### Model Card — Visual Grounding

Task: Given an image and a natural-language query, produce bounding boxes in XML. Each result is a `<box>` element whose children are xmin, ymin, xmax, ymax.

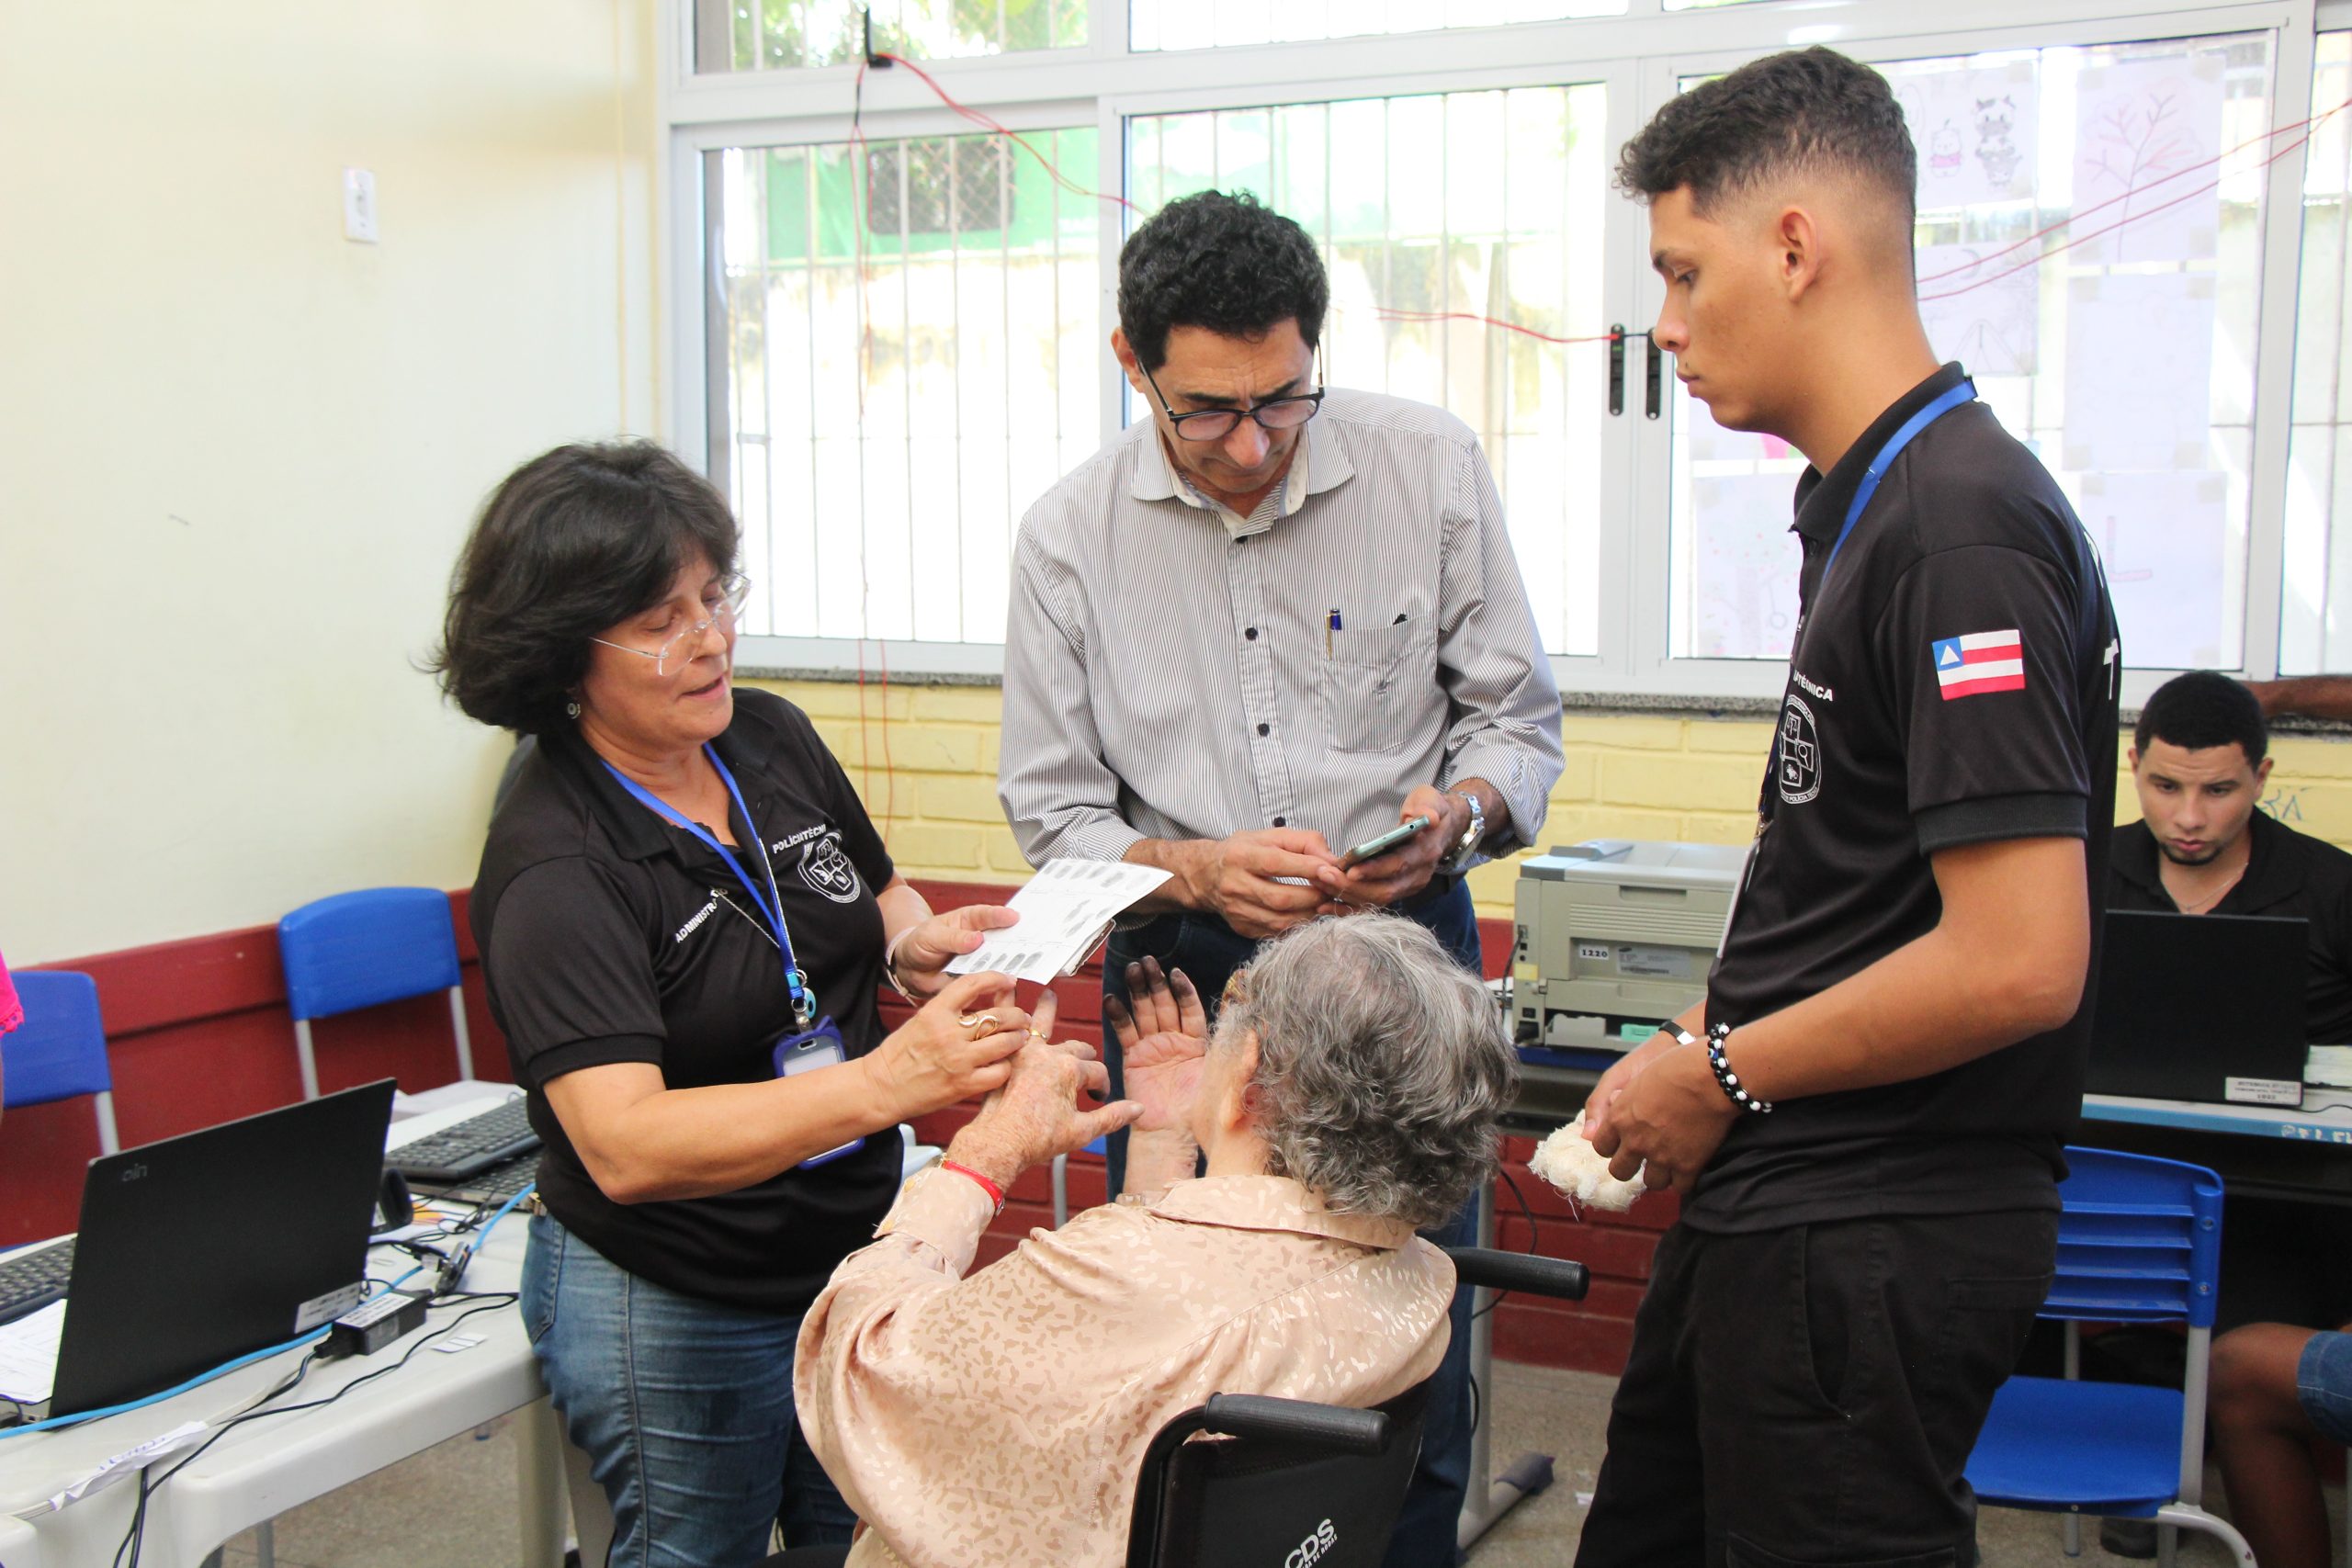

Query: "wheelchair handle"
<box><xmin>1442</xmin><ymin>1247</ymin><xmax>1590</xmax><ymax>1301</ymax></box>
<box><xmin>1199</xmin><ymin>1394</ymin><xmax>1390</xmax><ymax>1454</ymax></box>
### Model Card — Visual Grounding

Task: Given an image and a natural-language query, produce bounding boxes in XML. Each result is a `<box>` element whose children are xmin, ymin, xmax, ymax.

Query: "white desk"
<box><xmin>0</xmin><ymin>1097</ymin><xmax>566</xmax><ymax>1568</ymax></box>
<box><xmin>2083</xmin><ymin>1090</ymin><xmax>2352</xmax><ymax>1144</ymax></box>
<box><xmin>2077</xmin><ymin>1082</ymin><xmax>2352</xmax><ymax>1208</ymax></box>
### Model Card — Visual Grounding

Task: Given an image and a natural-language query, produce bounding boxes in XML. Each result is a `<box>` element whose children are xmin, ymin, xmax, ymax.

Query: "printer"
<box><xmin>1510</xmin><ymin>839</ymin><xmax>1746</xmax><ymax>1052</ymax></box>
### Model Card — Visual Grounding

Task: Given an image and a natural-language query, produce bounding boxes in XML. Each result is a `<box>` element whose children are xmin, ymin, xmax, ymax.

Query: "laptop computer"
<box><xmin>2087</xmin><ymin>910</ymin><xmax>2309</xmax><ymax>1106</ymax></box>
<box><xmin>1</xmin><ymin>1078</ymin><xmax>394</xmax><ymax>1419</ymax></box>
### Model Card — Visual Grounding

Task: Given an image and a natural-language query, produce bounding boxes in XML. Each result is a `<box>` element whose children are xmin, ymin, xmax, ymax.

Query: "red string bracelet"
<box><xmin>939</xmin><ymin>1159</ymin><xmax>1005</xmax><ymax>1214</ymax></box>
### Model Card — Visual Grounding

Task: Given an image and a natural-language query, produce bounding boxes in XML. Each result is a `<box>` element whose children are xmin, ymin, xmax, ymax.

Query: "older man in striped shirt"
<box><xmin>996</xmin><ymin>188</ymin><xmax>1563</xmax><ymax>1568</ymax></box>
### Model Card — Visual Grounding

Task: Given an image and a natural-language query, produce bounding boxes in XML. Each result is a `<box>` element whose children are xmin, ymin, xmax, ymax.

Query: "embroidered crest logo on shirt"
<box><xmin>798</xmin><ymin>832</ymin><xmax>863</xmax><ymax>904</ymax></box>
<box><xmin>1932</xmin><ymin>631</ymin><xmax>2025</xmax><ymax>700</ymax></box>
<box><xmin>1776</xmin><ymin>694</ymin><xmax>1822</xmax><ymax>805</ymax></box>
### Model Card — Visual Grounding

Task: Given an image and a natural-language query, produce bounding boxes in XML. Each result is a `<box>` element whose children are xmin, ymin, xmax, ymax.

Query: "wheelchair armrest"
<box><xmin>1442</xmin><ymin>1247</ymin><xmax>1590</xmax><ymax>1302</ymax></box>
<box><xmin>1198</xmin><ymin>1394</ymin><xmax>1389</xmax><ymax>1454</ymax></box>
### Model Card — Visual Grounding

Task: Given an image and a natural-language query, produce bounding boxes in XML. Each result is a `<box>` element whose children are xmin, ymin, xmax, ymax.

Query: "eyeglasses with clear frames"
<box><xmin>590</xmin><ymin>573</ymin><xmax>752</xmax><ymax>677</ymax></box>
<box><xmin>1140</xmin><ymin>356</ymin><xmax>1325</xmax><ymax>444</ymax></box>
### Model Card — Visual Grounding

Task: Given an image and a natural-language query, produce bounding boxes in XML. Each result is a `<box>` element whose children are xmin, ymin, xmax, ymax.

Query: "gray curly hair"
<box><xmin>1216</xmin><ymin>913</ymin><xmax>1517</xmax><ymax>1229</ymax></box>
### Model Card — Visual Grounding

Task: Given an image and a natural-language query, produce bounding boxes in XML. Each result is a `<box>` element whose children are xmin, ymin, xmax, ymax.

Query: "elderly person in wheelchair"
<box><xmin>793</xmin><ymin>911</ymin><xmax>1517</xmax><ymax>1568</ymax></box>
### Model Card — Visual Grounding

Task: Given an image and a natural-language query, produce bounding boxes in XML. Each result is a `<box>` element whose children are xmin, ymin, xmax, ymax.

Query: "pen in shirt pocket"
<box><xmin>1327</xmin><ymin>607</ymin><xmax>1341</xmax><ymax>656</ymax></box>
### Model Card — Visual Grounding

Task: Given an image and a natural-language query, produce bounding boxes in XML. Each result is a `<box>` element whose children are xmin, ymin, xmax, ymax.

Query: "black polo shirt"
<box><xmin>471</xmin><ymin>689</ymin><xmax>901</xmax><ymax>1314</ymax></box>
<box><xmin>2109</xmin><ymin>810</ymin><xmax>2352</xmax><ymax>1043</ymax></box>
<box><xmin>1689</xmin><ymin>363</ymin><xmax>2121</xmax><ymax>1234</ymax></box>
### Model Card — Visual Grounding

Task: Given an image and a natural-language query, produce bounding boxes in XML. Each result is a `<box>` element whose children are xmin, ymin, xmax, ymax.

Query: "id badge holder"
<box><xmin>773</xmin><ymin>1016</ymin><xmax>867</xmax><ymax>1168</ymax></box>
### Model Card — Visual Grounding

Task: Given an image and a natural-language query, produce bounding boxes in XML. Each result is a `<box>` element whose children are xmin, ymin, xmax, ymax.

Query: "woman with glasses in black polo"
<box><xmin>431</xmin><ymin>441</ymin><xmax>1039</xmax><ymax>1567</ymax></box>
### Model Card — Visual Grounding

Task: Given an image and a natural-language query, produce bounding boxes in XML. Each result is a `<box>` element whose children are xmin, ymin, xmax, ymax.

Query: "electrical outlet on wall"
<box><xmin>342</xmin><ymin>168</ymin><xmax>379</xmax><ymax>243</ymax></box>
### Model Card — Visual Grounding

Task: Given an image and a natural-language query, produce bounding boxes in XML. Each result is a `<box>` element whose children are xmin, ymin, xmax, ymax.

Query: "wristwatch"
<box><xmin>1440</xmin><ymin>789</ymin><xmax>1487</xmax><ymax>875</ymax></box>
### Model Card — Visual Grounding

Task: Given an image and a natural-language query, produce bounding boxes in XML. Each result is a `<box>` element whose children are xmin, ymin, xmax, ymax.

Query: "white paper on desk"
<box><xmin>2305</xmin><ymin>1045</ymin><xmax>2352</xmax><ymax>1088</ymax></box>
<box><xmin>944</xmin><ymin>861</ymin><xmax>1173</xmax><ymax>985</ymax></box>
<box><xmin>0</xmin><ymin>1300</ymin><xmax>64</xmax><ymax>1404</ymax></box>
<box><xmin>16</xmin><ymin>1421</ymin><xmax>210</xmax><ymax>1517</ymax></box>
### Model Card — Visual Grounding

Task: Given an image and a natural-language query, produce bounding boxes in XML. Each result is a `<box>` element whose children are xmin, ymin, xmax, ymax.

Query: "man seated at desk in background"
<box><xmin>2107</xmin><ymin>669</ymin><xmax>2352</xmax><ymax>1330</ymax></box>
<box><xmin>2098</xmin><ymin>669</ymin><xmax>2352</xmax><ymax>1557</ymax></box>
<box><xmin>2109</xmin><ymin>670</ymin><xmax>2352</xmax><ymax>1042</ymax></box>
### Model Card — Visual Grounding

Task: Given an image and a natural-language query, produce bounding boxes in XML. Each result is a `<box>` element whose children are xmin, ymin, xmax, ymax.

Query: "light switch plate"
<box><xmin>343</xmin><ymin>168</ymin><xmax>379</xmax><ymax>243</ymax></box>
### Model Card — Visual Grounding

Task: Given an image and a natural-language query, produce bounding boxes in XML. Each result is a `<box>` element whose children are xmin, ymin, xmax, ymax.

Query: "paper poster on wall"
<box><xmin>2079</xmin><ymin>471</ymin><xmax>2229</xmax><ymax>667</ymax></box>
<box><xmin>2062</xmin><ymin>272</ymin><xmax>2215</xmax><ymax>472</ymax></box>
<box><xmin>1917</xmin><ymin>244</ymin><xmax>2039</xmax><ymax>376</ymax></box>
<box><xmin>1894</xmin><ymin>62</ymin><xmax>2039</xmax><ymax>211</ymax></box>
<box><xmin>1690</xmin><ymin>474</ymin><xmax>1802</xmax><ymax>659</ymax></box>
<box><xmin>1681</xmin><ymin>386</ymin><xmax>1799</xmax><ymax>465</ymax></box>
<box><xmin>2071</xmin><ymin>53</ymin><xmax>2225</xmax><ymax>265</ymax></box>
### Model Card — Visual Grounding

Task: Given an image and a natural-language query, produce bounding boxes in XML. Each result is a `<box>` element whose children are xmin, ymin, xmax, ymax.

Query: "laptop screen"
<box><xmin>46</xmin><ymin>1078</ymin><xmax>394</xmax><ymax>1416</ymax></box>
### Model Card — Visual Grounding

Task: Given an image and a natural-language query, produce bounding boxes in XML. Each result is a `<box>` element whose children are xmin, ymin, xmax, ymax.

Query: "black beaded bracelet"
<box><xmin>1706</xmin><ymin>1022</ymin><xmax>1772</xmax><ymax>1115</ymax></box>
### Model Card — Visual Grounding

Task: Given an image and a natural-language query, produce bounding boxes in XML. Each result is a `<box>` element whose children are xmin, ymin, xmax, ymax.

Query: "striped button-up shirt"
<box><xmin>999</xmin><ymin>389</ymin><xmax>1565</xmax><ymax>869</ymax></box>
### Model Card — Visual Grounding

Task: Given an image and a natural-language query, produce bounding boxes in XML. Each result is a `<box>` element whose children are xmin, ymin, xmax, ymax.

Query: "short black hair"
<box><xmin>429</xmin><ymin>442</ymin><xmax>739</xmax><ymax>736</ymax></box>
<box><xmin>1617</xmin><ymin>46</ymin><xmax>1916</xmax><ymax>223</ymax></box>
<box><xmin>1117</xmin><ymin>189</ymin><xmax>1329</xmax><ymax>372</ymax></box>
<box><xmin>2136</xmin><ymin>671</ymin><xmax>2269</xmax><ymax>766</ymax></box>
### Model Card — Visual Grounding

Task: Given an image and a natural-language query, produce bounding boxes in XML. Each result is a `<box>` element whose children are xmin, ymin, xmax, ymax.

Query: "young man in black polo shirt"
<box><xmin>2111</xmin><ymin>671</ymin><xmax>2352</xmax><ymax>1041</ymax></box>
<box><xmin>1578</xmin><ymin>48</ymin><xmax>2121</xmax><ymax>1565</ymax></box>
<box><xmin>2109</xmin><ymin>670</ymin><xmax>2352</xmax><ymax>1339</ymax></box>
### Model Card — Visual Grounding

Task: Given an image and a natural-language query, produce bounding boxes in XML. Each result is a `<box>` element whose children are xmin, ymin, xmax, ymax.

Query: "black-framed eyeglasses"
<box><xmin>1140</xmin><ymin>357</ymin><xmax>1325</xmax><ymax>444</ymax></box>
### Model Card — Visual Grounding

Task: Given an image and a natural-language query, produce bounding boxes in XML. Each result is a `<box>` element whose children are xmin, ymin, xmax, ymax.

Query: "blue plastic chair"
<box><xmin>5</xmin><ymin>971</ymin><xmax>120</xmax><ymax>1155</ymax></box>
<box><xmin>1964</xmin><ymin>1146</ymin><xmax>2253</xmax><ymax>1565</ymax></box>
<box><xmin>277</xmin><ymin>888</ymin><xmax>474</xmax><ymax>1100</ymax></box>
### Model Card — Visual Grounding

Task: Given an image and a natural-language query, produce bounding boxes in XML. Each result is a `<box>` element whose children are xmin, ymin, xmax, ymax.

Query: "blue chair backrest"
<box><xmin>278</xmin><ymin>888</ymin><xmax>463</xmax><ymax>1023</ymax></box>
<box><xmin>2044</xmin><ymin>1145</ymin><xmax>2224</xmax><ymax>1329</ymax></box>
<box><xmin>5</xmin><ymin>971</ymin><xmax>111</xmax><ymax>1107</ymax></box>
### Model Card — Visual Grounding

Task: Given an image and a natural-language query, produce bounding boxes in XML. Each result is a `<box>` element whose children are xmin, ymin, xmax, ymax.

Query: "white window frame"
<box><xmin>659</xmin><ymin>0</ymin><xmax>2324</xmax><ymax>706</ymax></box>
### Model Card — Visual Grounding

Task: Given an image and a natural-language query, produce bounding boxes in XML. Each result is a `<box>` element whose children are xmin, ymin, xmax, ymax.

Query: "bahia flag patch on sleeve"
<box><xmin>1932</xmin><ymin>630</ymin><xmax>2025</xmax><ymax>700</ymax></box>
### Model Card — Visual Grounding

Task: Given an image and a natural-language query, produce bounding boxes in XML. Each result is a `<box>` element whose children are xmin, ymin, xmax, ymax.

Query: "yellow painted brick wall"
<box><xmin>746</xmin><ymin>678</ymin><xmax>2352</xmax><ymax>916</ymax></box>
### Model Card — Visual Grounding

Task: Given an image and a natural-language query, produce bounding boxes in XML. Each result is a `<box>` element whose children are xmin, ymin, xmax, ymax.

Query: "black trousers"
<box><xmin>1574</xmin><ymin>1207</ymin><xmax>2059</xmax><ymax>1568</ymax></box>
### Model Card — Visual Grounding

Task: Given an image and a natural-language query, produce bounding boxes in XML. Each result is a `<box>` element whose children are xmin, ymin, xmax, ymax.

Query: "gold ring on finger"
<box><xmin>958</xmin><ymin>1012</ymin><xmax>1001</xmax><ymax>1034</ymax></box>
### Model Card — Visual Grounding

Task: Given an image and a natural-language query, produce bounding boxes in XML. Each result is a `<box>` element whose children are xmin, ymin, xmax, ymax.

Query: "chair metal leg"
<box><xmin>1051</xmin><ymin>1153</ymin><xmax>1069</xmax><ymax>1229</ymax></box>
<box><xmin>2151</xmin><ymin>1503</ymin><xmax>2255</xmax><ymax>1566</ymax></box>
<box><xmin>447</xmin><ymin>986</ymin><xmax>475</xmax><ymax>1083</ymax></box>
<box><xmin>293</xmin><ymin>1018</ymin><xmax>322</xmax><ymax>1100</ymax></box>
<box><xmin>1458</xmin><ymin>1187</ymin><xmax>1552</xmax><ymax>1553</ymax></box>
<box><xmin>93</xmin><ymin>1089</ymin><xmax>120</xmax><ymax>1156</ymax></box>
<box><xmin>2063</xmin><ymin>1515</ymin><xmax>2081</xmax><ymax>1556</ymax></box>
<box><xmin>254</xmin><ymin>1519</ymin><xmax>276</xmax><ymax>1568</ymax></box>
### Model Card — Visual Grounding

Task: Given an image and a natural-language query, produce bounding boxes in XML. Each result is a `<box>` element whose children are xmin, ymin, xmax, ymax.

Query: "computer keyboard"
<box><xmin>0</xmin><ymin>1237</ymin><xmax>74</xmax><ymax>1327</ymax></box>
<box><xmin>425</xmin><ymin>1151</ymin><xmax>539</xmax><ymax>1209</ymax></box>
<box><xmin>387</xmin><ymin>1098</ymin><xmax>540</xmax><ymax>1184</ymax></box>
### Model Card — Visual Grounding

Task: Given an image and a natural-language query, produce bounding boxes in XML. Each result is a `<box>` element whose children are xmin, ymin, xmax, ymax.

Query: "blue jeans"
<box><xmin>521</xmin><ymin>1213</ymin><xmax>856</xmax><ymax>1568</ymax></box>
<box><xmin>2298</xmin><ymin>1329</ymin><xmax>2352</xmax><ymax>1446</ymax></box>
<box><xmin>1101</xmin><ymin>878</ymin><xmax>1484</xmax><ymax>1568</ymax></box>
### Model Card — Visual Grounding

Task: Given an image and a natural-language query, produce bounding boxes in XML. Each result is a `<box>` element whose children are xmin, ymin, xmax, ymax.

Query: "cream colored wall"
<box><xmin>754</xmin><ymin>679</ymin><xmax>2352</xmax><ymax>917</ymax></box>
<box><xmin>2</xmin><ymin>3</ymin><xmax>658</xmax><ymax>964</ymax></box>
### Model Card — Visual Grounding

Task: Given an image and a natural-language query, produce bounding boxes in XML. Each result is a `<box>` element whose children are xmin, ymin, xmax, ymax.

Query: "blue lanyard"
<box><xmin>601</xmin><ymin>747</ymin><xmax>814</xmax><ymax>1027</ymax></box>
<box><xmin>1761</xmin><ymin>378</ymin><xmax>1978</xmax><ymax>826</ymax></box>
<box><xmin>1820</xmin><ymin>378</ymin><xmax>1978</xmax><ymax>586</ymax></box>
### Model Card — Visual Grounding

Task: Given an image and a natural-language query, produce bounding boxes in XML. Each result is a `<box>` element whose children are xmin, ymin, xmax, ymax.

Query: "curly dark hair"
<box><xmin>2137</xmin><ymin>671</ymin><xmax>2267</xmax><ymax>766</ymax></box>
<box><xmin>1617</xmin><ymin>47</ymin><xmax>1915</xmax><ymax>222</ymax></box>
<box><xmin>427</xmin><ymin>442</ymin><xmax>739</xmax><ymax>735</ymax></box>
<box><xmin>1117</xmin><ymin>190</ymin><xmax>1329</xmax><ymax>371</ymax></box>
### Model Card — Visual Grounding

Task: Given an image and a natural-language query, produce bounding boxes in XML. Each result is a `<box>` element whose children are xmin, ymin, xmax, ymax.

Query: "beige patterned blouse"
<box><xmin>795</xmin><ymin>1168</ymin><xmax>1456</xmax><ymax>1568</ymax></box>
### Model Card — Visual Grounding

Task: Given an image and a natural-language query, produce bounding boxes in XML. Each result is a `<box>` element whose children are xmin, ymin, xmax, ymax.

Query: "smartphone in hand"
<box><xmin>1339</xmin><ymin>815</ymin><xmax>1433</xmax><ymax>869</ymax></box>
